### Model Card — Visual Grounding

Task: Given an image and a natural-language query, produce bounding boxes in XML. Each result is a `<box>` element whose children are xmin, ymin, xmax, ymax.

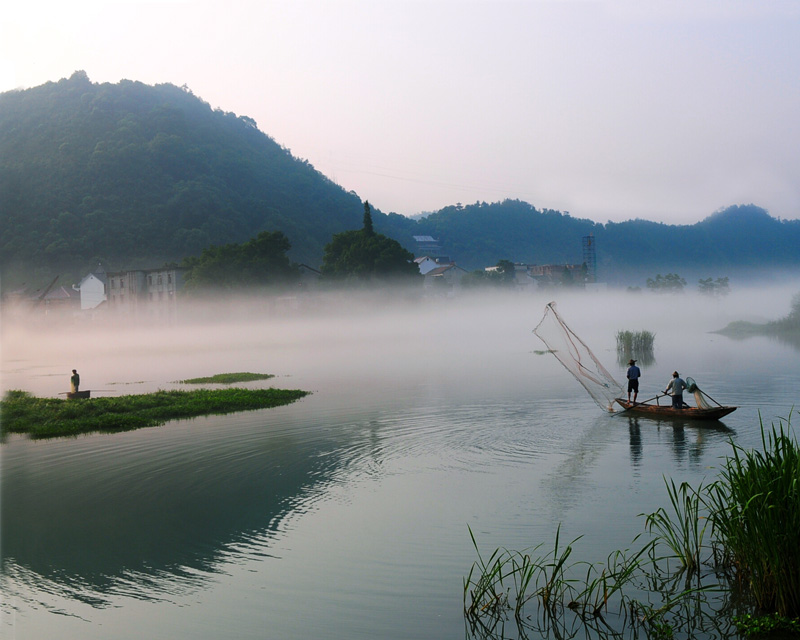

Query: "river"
<box><xmin>2</xmin><ymin>287</ymin><xmax>798</xmax><ymax>639</ymax></box>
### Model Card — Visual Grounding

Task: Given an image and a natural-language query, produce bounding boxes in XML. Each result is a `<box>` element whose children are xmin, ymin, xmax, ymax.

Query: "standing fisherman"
<box><xmin>664</xmin><ymin>371</ymin><xmax>687</xmax><ymax>409</ymax></box>
<box><xmin>70</xmin><ymin>369</ymin><xmax>80</xmax><ymax>393</ymax></box>
<box><xmin>626</xmin><ymin>359</ymin><xmax>641</xmax><ymax>403</ymax></box>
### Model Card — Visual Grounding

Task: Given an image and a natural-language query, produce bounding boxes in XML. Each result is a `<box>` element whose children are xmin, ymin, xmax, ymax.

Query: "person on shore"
<box><xmin>70</xmin><ymin>369</ymin><xmax>80</xmax><ymax>393</ymax></box>
<box><xmin>626</xmin><ymin>358</ymin><xmax>641</xmax><ymax>403</ymax></box>
<box><xmin>664</xmin><ymin>371</ymin><xmax>686</xmax><ymax>409</ymax></box>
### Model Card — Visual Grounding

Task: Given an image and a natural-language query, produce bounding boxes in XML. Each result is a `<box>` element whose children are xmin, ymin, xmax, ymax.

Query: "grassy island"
<box><xmin>1</xmin><ymin>387</ymin><xmax>310</xmax><ymax>439</ymax></box>
<box><xmin>179</xmin><ymin>372</ymin><xmax>276</xmax><ymax>384</ymax></box>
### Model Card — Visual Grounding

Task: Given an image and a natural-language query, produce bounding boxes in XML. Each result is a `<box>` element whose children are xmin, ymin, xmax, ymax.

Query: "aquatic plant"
<box><xmin>616</xmin><ymin>329</ymin><xmax>655</xmax><ymax>366</ymax></box>
<box><xmin>179</xmin><ymin>372</ymin><xmax>275</xmax><ymax>384</ymax></box>
<box><xmin>1</xmin><ymin>388</ymin><xmax>310</xmax><ymax>439</ymax></box>
<box><xmin>734</xmin><ymin>612</ymin><xmax>800</xmax><ymax>637</ymax></box>
<box><xmin>645</xmin><ymin>478</ymin><xmax>710</xmax><ymax>577</ymax></box>
<box><xmin>706</xmin><ymin>418</ymin><xmax>800</xmax><ymax>618</ymax></box>
<box><xmin>464</xmin><ymin>415</ymin><xmax>800</xmax><ymax>639</ymax></box>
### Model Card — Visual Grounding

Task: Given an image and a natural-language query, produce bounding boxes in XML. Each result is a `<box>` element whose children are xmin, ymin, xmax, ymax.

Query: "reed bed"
<box><xmin>1</xmin><ymin>387</ymin><xmax>310</xmax><ymax>439</ymax></box>
<box><xmin>616</xmin><ymin>329</ymin><xmax>656</xmax><ymax>366</ymax></box>
<box><xmin>464</xmin><ymin>415</ymin><xmax>800</xmax><ymax>639</ymax></box>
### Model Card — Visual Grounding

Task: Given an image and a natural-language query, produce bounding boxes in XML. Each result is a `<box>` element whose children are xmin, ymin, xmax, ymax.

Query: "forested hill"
<box><xmin>2</xmin><ymin>72</ymin><xmax>800</xmax><ymax>288</ymax></box>
<box><xmin>0</xmin><ymin>71</ymin><xmax>414</xmax><ymax>283</ymax></box>
<box><xmin>409</xmin><ymin>201</ymin><xmax>800</xmax><ymax>280</ymax></box>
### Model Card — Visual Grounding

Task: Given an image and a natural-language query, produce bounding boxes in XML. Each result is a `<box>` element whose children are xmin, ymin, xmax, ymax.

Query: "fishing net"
<box><xmin>685</xmin><ymin>377</ymin><xmax>714</xmax><ymax>409</ymax></box>
<box><xmin>533</xmin><ymin>302</ymin><xmax>623</xmax><ymax>412</ymax></box>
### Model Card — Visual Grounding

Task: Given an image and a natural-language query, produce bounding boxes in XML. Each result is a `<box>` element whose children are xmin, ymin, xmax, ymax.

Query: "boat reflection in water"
<box><xmin>627</xmin><ymin>414</ymin><xmax>735</xmax><ymax>469</ymax></box>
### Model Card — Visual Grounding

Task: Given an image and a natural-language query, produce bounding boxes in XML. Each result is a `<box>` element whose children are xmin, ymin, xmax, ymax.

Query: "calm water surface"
<box><xmin>2</xmin><ymin>291</ymin><xmax>799</xmax><ymax>639</ymax></box>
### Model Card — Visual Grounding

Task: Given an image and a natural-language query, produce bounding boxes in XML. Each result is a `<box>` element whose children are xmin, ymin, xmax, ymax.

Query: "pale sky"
<box><xmin>2</xmin><ymin>0</ymin><xmax>799</xmax><ymax>224</ymax></box>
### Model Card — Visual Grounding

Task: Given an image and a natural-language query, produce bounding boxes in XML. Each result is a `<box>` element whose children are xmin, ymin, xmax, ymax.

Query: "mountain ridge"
<box><xmin>1</xmin><ymin>73</ymin><xmax>799</xmax><ymax>288</ymax></box>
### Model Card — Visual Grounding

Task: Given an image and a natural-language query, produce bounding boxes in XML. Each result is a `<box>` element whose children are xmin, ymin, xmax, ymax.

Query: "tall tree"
<box><xmin>363</xmin><ymin>201</ymin><xmax>374</xmax><ymax>236</ymax></box>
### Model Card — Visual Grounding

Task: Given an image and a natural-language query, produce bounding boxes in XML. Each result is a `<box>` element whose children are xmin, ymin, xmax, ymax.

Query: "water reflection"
<box><xmin>625</xmin><ymin>415</ymin><xmax>734</xmax><ymax>468</ymax></box>
<box><xmin>616</xmin><ymin>350</ymin><xmax>655</xmax><ymax>368</ymax></box>
<box><xmin>628</xmin><ymin>416</ymin><xmax>642</xmax><ymax>468</ymax></box>
<box><xmin>1</xmin><ymin>414</ymin><xmax>359</xmax><ymax>606</ymax></box>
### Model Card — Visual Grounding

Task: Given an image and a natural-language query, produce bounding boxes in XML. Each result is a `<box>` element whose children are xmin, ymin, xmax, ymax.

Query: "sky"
<box><xmin>2</xmin><ymin>0</ymin><xmax>799</xmax><ymax>225</ymax></box>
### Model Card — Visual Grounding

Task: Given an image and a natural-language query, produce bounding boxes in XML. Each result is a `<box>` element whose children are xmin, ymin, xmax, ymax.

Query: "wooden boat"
<box><xmin>67</xmin><ymin>390</ymin><xmax>91</xmax><ymax>399</ymax></box>
<box><xmin>615</xmin><ymin>398</ymin><xmax>736</xmax><ymax>420</ymax></box>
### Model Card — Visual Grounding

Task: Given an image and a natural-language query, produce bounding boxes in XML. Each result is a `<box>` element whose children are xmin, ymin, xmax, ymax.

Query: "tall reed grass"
<box><xmin>645</xmin><ymin>479</ymin><xmax>710</xmax><ymax>578</ymax></box>
<box><xmin>616</xmin><ymin>329</ymin><xmax>656</xmax><ymax>366</ymax></box>
<box><xmin>616</xmin><ymin>330</ymin><xmax>655</xmax><ymax>354</ymax></box>
<box><xmin>464</xmin><ymin>415</ymin><xmax>800</xmax><ymax>639</ymax></box>
<box><xmin>706</xmin><ymin>419</ymin><xmax>800</xmax><ymax>618</ymax></box>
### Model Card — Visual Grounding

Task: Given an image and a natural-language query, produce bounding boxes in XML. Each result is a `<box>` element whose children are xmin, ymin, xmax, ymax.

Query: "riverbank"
<box><xmin>714</xmin><ymin>292</ymin><xmax>800</xmax><ymax>349</ymax></box>
<box><xmin>1</xmin><ymin>387</ymin><xmax>310</xmax><ymax>439</ymax></box>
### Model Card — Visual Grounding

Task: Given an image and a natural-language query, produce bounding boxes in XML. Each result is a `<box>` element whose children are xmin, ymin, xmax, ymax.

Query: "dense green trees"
<box><xmin>698</xmin><ymin>277</ymin><xmax>730</xmax><ymax>297</ymax></box>
<box><xmin>646</xmin><ymin>273</ymin><xmax>687</xmax><ymax>293</ymax></box>
<box><xmin>320</xmin><ymin>202</ymin><xmax>419</xmax><ymax>283</ymax></box>
<box><xmin>414</xmin><ymin>200</ymin><xmax>598</xmax><ymax>270</ymax></box>
<box><xmin>0</xmin><ymin>72</ymin><xmax>368</xmax><ymax>283</ymax></box>
<box><xmin>182</xmin><ymin>231</ymin><xmax>299</xmax><ymax>290</ymax></box>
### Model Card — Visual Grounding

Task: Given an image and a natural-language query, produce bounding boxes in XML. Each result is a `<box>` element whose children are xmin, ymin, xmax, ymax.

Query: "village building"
<box><xmin>74</xmin><ymin>264</ymin><xmax>107</xmax><ymax>310</ymax></box>
<box><xmin>106</xmin><ymin>266</ymin><xmax>185</xmax><ymax>319</ymax></box>
<box><xmin>412</xmin><ymin>235</ymin><xmax>442</xmax><ymax>257</ymax></box>
<box><xmin>423</xmin><ymin>263</ymin><xmax>469</xmax><ymax>296</ymax></box>
<box><xmin>415</xmin><ymin>255</ymin><xmax>456</xmax><ymax>274</ymax></box>
<box><xmin>42</xmin><ymin>285</ymin><xmax>81</xmax><ymax>315</ymax></box>
<box><xmin>414</xmin><ymin>256</ymin><xmax>441</xmax><ymax>275</ymax></box>
<box><xmin>526</xmin><ymin>263</ymin><xmax>586</xmax><ymax>287</ymax></box>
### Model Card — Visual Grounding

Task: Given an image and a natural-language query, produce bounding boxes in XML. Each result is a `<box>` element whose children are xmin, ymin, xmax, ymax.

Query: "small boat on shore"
<box><xmin>614</xmin><ymin>398</ymin><xmax>736</xmax><ymax>420</ymax></box>
<box><xmin>67</xmin><ymin>390</ymin><xmax>91</xmax><ymax>399</ymax></box>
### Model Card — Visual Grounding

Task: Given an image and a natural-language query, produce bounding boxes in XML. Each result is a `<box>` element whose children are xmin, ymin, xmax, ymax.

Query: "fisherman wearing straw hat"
<box><xmin>626</xmin><ymin>359</ymin><xmax>641</xmax><ymax>403</ymax></box>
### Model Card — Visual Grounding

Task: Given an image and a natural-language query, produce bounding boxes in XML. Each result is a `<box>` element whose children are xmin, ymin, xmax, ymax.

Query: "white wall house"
<box><xmin>75</xmin><ymin>273</ymin><xmax>107</xmax><ymax>309</ymax></box>
<box><xmin>74</xmin><ymin>266</ymin><xmax>107</xmax><ymax>310</ymax></box>
<box><xmin>414</xmin><ymin>256</ymin><xmax>441</xmax><ymax>275</ymax></box>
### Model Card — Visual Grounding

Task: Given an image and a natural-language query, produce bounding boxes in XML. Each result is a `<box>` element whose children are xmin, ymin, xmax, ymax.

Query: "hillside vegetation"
<box><xmin>2</xmin><ymin>72</ymin><xmax>800</xmax><ymax>288</ymax></box>
<box><xmin>0</xmin><ymin>71</ymin><xmax>397</xmax><ymax>283</ymax></box>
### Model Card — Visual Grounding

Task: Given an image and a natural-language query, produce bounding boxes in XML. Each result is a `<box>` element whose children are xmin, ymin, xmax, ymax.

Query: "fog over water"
<box><xmin>2</xmin><ymin>284</ymin><xmax>797</xmax><ymax>399</ymax></box>
<box><xmin>2</xmin><ymin>283</ymin><xmax>799</xmax><ymax>640</ymax></box>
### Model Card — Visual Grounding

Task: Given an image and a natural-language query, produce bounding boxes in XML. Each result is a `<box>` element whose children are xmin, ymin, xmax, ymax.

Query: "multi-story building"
<box><xmin>106</xmin><ymin>267</ymin><xmax>185</xmax><ymax>319</ymax></box>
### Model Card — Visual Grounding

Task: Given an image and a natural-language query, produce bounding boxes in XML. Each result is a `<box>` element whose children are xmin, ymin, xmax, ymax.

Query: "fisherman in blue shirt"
<box><xmin>626</xmin><ymin>358</ymin><xmax>641</xmax><ymax>403</ymax></box>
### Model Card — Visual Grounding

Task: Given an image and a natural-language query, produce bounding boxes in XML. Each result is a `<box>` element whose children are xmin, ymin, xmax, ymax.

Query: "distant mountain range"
<box><xmin>2</xmin><ymin>72</ymin><xmax>799</xmax><ymax>288</ymax></box>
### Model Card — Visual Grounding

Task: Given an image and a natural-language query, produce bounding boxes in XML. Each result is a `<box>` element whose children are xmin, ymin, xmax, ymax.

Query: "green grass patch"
<box><xmin>1</xmin><ymin>387</ymin><xmax>310</xmax><ymax>440</ymax></box>
<box><xmin>178</xmin><ymin>372</ymin><xmax>275</xmax><ymax>384</ymax></box>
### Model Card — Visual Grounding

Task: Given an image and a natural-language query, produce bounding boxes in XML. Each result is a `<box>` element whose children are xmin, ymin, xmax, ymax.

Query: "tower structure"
<box><xmin>581</xmin><ymin>234</ymin><xmax>597</xmax><ymax>283</ymax></box>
